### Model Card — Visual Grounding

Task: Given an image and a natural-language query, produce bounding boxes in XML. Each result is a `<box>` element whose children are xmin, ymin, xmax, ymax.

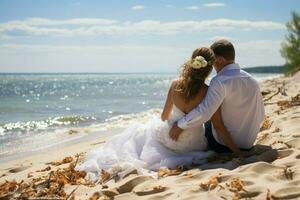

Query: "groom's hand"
<box><xmin>169</xmin><ymin>123</ymin><xmax>183</xmax><ymax>141</ymax></box>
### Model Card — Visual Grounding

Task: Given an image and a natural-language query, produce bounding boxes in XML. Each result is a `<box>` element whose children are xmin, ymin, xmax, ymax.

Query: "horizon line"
<box><xmin>0</xmin><ymin>65</ymin><xmax>284</xmax><ymax>74</ymax></box>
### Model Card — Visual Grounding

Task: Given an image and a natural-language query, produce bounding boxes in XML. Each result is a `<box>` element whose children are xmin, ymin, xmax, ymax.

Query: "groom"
<box><xmin>169</xmin><ymin>39</ymin><xmax>265</xmax><ymax>157</ymax></box>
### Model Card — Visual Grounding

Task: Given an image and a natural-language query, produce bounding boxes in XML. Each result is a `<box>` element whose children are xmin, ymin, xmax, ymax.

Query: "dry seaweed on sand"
<box><xmin>228</xmin><ymin>177</ymin><xmax>247</xmax><ymax>193</ymax></box>
<box><xmin>0</xmin><ymin>155</ymin><xmax>94</xmax><ymax>199</ymax></box>
<box><xmin>46</xmin><ymin>156</ymin><xmax>74</xmax><ymax>166</ymax></box>
<box><xmin>199</xmin><ymin>174</ymin><xmax>222</xmax><ymax>191</ymax></box>
<box><xmin>277</xmin><ymin>93</ymin><xmax>300</xmax><ymax>110</ymax></box>
<box><xmin>260</xmin><ymin>116</ymin><xmax>273</xmax><ymax>131</ymax></box>
<box><xmin>157</xmin><ymin>166</ymin><xmax>185</xmax><ymax>178</ymax></box>
<box><xmin>99</xmin><ymin>169</ymin><xmax>111</xmax><ymax>184</ymax></box>
<box><xmin>263</xmin><ymin>83</ymin><xmax>287</xmax><ymax>102</ymax></box>
<box><xmin>36</xmin><ymin>166</ymin><xmax>51</xmax><ymax>172</ymax></box>
<box><xmin>0</xmin><ymin>180</ymin><xmax>19</xmax><ymax>198</ymax></box>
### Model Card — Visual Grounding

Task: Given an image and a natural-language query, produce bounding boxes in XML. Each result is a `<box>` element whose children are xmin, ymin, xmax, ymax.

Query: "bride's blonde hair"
<box><xmin>175</xmin><ymin>47</ymin><xmax>215</xmax><ymax>102</ymax></box>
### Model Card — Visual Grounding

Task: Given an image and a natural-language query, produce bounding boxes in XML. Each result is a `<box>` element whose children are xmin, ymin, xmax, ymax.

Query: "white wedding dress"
<box><xmin>76</xmin><ymin>105</ymin><xmax>212</xmax><ymax>181</ymax></box>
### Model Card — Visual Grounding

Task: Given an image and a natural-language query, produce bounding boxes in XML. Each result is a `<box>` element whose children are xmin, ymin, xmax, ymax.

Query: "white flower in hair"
<box><xmin>191</xmin><ymin>56</ymin><xmax>208</xmax><ymax>69</ymax></box>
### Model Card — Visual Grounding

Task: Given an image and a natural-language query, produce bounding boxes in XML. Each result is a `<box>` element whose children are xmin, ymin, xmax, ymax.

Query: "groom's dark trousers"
<box><xmin>204</xmin><ymin>121</ymin><xmax>251</xmax><ymax>153</ymax></box>
<box><xmin>204</xmin><ymin>121</ymin><xmax>231</xmax><ymax>153</ymax></box>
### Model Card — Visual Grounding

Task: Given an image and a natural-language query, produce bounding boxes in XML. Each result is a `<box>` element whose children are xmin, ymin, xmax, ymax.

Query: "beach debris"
<box><xmin>100</xmin><ymin>169</ymin><xmax>111</xmax><ymax>184</ymax></box>
<box><xmin>89</xmin><ymin>191</ymin><xmax>116</xmax><ymax>200</ymax></box>
<box><xmin>183</xmin><ymin>172</ymin><xmax>194</xmax><ymax>178</ymax></box>
<box><xmin>232</xmin><ymin>191</ymin><xmax>241</xmax><ymax>200</ymax></box>
<box><xmin>266</xmin><ymin>189</ymin><xmax>272</xmax><ymax>200</ymax></box>
<box><xmin>260</xmin><ymin>116</ymin><xmax>273</xmax><ymax>131</ymax></box>
<box><xmin>89</xmin><ymin>191</ymin><xmax>101</xmax><ymax>200</ymax></box>
<box><xmin>68</xmin><ymin>129</ymin><xmax>79</xmax><ymax>135</ymax></box>
<box><xmin>46</xmin><ymin>156</ymin><xmax>74</xmax><ymax>166</ymax></box>
<box><xmin>153</xmin><ymin>185</ymin><xmax>164</xmax><ymax>191</ymax></box>
<box><xmin>257</xmin><ymin>133</ymin><xmax>269</xmax><ymax>143</ymax></box>
<box><xmin>226</xmin><ymin>177</ymin><xmax>248</xmax><ymax>200</ymax></box>
<box><xmin>283</xmin><ymin>167</ymin><xmax>294</xmax><ymax>180</ymax></box>
<box><xmin>261</xmin><ymin>90</ymin><xmax>271</xmax><ymax>96</ymax></box>
<box><xmin>200</xmin><ymin>174</ymin><xmax>222</xmax><ymax>191</ymax></box>
<box><xmin>264</xmin><ymin>83</ymin><xmax>287</xmax><ymax>102</ymax></box>
<box><xmin>274</xmin><ymin>110</ymin><xmax>281</xmax><ymax>115</ymax></box>
<box><xmin>271</xmin><ymin>140</ymin><xmax>292</xmax><ymax>148</ymax></box>
<box><xmin>157</xmin><ymin>166</ymin><xmax>184</xmax><ymax>178</ymax></box>
<box><xmin>277</xmin><ymin>94</ymin><xmax>300</xmax><ymax>110</ymax></box>
<box><xmin>102</xmin><ymin>185</ymin><xmax>108</xmax><ymax>189</ymax></box>
<box><xmin>229</xmin><ymin>177</ymin><xmax>246</xmax><ymax>192</ymax></box>
<box><xmin>272</xmin><ymin>127</ymin><xmax>281</xmax><ymax>133</ymax></box>
<box><xmin>218</xmin><ymin>184</ymin><xmax>225</xmax><ymax>191</ymax></box>
<box><xmin>277</xmin><ymin>100</ymin><xmax>291</xmax><ymax>110</ymax></box>
<box><xmin>96</xmin><ymin>165</ymin><xmax>124</xmax><ymax>185</ymax></box>
<box><xmin>36</xmin><ymin>166</ymin><xmax>51</xmax><ymax>172</ymax></box>
<box><xmin>0</xmin><ymin>180</ymin><xmax>18</xmax><ymax>199</ymax></box>
<box><xmin>0</xmin><ymin>155</ymin><xmax>93</xmax><ymax>199</ymax></box>
<box><xmin>27</xmin><ymin>172</ymin><xmax>34</xmax><ymax>178</ymax></box>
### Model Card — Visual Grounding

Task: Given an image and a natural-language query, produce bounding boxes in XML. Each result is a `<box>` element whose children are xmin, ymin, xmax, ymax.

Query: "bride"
<box><xmin>77</xmin><ymin>47</ymin><xmax>229</xmax><ymax>181</ymax></box>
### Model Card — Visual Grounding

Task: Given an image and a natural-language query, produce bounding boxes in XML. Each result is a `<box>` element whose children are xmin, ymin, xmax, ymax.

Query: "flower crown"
<box><xmin>189</xmin><ymin>56</ymin><xmax>210</xmax><ymax>69</ymax></box>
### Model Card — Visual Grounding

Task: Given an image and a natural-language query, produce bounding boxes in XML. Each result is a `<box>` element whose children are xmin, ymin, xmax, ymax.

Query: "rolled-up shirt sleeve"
<box><xmin>177</xmin><ymin>78</ymin><xmax>226</xmax><ymax>129</ymax></box>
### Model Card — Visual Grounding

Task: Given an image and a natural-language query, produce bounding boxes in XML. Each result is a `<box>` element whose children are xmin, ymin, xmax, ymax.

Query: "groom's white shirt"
<box><xmin>177</xmin><ymin>63</ymin><xmax>265</xmax><ymax>149</ymax></box>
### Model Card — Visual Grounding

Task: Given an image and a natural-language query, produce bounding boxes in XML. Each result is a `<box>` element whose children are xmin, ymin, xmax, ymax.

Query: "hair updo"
<box><xmin>175</xmin><ymin>47</ymin><xmax>215</xmax><ymax>102</ymax></box>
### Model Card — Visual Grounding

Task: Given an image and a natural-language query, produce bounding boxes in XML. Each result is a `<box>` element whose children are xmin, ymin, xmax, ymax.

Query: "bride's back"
<box><xmin>172</xmin><ymin>79</ymin><xmax>208</xmax><ymax>114</ymax></box>
<box><xmin>158</xmin><ymin>79</ymin><xmax>209</xmax><ymax>153</ymax></box>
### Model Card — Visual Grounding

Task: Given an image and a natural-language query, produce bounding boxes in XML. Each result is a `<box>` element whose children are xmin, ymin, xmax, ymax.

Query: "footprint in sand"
<box><xmin>8</xmin><ymin>165</ymin><xmax>31</xmax><ymax>174</ymax></box>
<box><xmin>292</xmin><ymin>134</ymin><xmax>300</xmax><ymax>138</ymax></box>
<box><xmin>272</xmin><ymin>187</ymin><xmax>300</xmax><ymax>199</ymax></box>
<box><xmin>277</xmin><ymin>149</ymin><xmax>294</xmax><ymax>159</ymax></box>
<box><xmin>286</xmin><ymin>138</ymin><xmax>300</xmax><ymax>148</ymax></box>
<box><xmin>114</xmin><ymin>175</ymin><xmax>153</xmax><ymax>194</ymax></box>
<box><xmin>134</xmin><ymin>186</ymin><xmax>168</xmax><ymax>196</ymax></box>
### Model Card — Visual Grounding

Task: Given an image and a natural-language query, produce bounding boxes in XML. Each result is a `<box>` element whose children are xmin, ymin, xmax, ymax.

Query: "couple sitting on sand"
<box><xmin>77</xmin><ymin>40</ymin><xmax>265</xmax><ymax>181</ymax></box>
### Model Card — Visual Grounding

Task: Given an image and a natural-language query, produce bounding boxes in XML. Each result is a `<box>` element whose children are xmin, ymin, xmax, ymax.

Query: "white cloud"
<box><xmin>0</xmin><ymin>18</ymin><xmax>285</xmax><ymax>38</ymax></box>
<box><xmin>203</xmin><ymin>3</ymin><xmax>226</xmax><ymax>8</ymax></box>
<box><xmin>131</xmin><ymin>5</ymin><xmax>145</xmax><ymax>10</ymax></box>
<box><xmin>210</xmin><ymin>35</ymin><xmax>233</xmax><ymax>41</ymax></box>
<box><xmin>185</xmin><ymin>6</ymin><xmax>199</xmax><ymax>10</ymax></box>
<box><xmin>0</xmin><ymin>18</ymin><xmax>118</xmax><ymax>27</ymax></box>
<box><xmin>166</xmin><ymin>4</ymin><xmax>173</xmax><ymax>8</ymax></box>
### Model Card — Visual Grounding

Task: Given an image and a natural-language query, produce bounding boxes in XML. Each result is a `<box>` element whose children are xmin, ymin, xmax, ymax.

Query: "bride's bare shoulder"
<box><xmin>170</xmin><ymin>79</ymin><xmax>179</xmax><ymax>91</ymax></box>
<box><xmin>171</xmin><ymin>79</ymin><xmax>179</xmax><ymax>85</ymax></box>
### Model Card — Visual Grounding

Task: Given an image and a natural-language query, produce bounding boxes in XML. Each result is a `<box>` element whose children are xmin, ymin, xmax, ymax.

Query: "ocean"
<box><xmin>0</xmin><ymin>72</ymin><xmax>281</xmax><ymax>157</ymax></box>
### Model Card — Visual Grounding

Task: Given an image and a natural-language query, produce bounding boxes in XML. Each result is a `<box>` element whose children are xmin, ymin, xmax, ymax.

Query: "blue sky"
<box><xmin>0</xmin><ymin>0</ymin><xmax>299</xmax><ymax>73</ymax></box>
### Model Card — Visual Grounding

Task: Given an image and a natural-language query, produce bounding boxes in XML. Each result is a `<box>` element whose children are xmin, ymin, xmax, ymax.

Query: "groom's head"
<box><xmin>210</xmin><ymin>39</ymin><xmax>235</xmax><ymax>72</ymax></box>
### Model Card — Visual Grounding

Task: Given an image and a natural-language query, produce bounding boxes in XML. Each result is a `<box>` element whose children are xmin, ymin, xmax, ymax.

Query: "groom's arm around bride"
<box><xmin>169</xmin><ymin>40</ymin><xmax>265</xmax><ymax>157</ymax></box>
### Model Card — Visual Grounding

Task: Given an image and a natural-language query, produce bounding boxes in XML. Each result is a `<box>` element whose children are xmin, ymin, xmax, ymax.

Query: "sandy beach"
<box><xmin>1</xmin><ymin>73</ymin><xmax>300</xmax><ymax>200</ymax></box>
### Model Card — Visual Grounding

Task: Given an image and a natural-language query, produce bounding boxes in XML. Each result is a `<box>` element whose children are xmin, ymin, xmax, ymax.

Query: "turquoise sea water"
<box><xmin>0</xmin><ymin>72</ymin><xmax>281</xmax><ymax>157</ymax></box>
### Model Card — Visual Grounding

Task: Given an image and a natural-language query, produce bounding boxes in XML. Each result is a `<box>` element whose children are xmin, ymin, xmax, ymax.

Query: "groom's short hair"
<box><xmin>210</xmin><ymin>40</ymin><xmax>235</xmax><ymax>61</ymax></box>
